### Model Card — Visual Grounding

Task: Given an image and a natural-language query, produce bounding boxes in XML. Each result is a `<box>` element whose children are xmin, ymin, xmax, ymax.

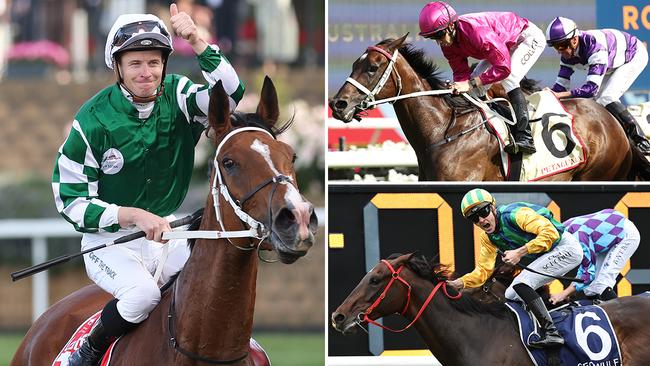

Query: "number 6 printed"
<box><xmin>575</xmin><ymin>311</ymin><xmax>612</xmax><ymax>360</ymax></box>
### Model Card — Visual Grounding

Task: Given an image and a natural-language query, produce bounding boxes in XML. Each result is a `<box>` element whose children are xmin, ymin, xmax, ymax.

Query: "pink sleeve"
<box><xmin>476</xmin><ymin>32</ymin><xmax>512</xmax><ymax>85</ymax></box>
<box><xmin>442</xmin><ymin>47</ymin><xmax>471</xmax><ymax>82</ymax></box>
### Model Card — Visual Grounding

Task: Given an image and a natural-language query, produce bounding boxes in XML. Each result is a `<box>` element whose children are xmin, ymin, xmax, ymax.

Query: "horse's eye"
<box><xmin>222</xmin><ymin>158</ymin><xmax>236</xmax><ymax>170</ymax></box>
<box><xmin>369</xmin><ymin>276</ymin><xmax>380</xmax><ymax>285</ymax></box>
<box><xmin>292</xmin><ymin>153</ymin><xmax>297</xmax><ymax>164</ymax></box>
<box><xmin>368</xmin><ymin>64</ymin><xmax>379</xmax><ymax>73</ymax></box>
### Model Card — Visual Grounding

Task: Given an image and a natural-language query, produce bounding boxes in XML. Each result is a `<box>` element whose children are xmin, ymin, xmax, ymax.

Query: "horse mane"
<box><xmin>376</xmin><ymin>39</ymin><xmax>474</xmax><ymax>109</ymax></box>
<box><xmin>230</xmin><ymin>111</ymin><xmax>294</xmax><ymax>138</ymax></box>
<box><xmin>390</xmin><ymin>253</ymin><xmax>510</xmax><ymax>319</ymax></box>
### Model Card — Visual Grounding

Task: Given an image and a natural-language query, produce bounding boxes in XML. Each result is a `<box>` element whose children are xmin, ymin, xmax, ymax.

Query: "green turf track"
<box><xmin>0</xmin><ymin>331</ymin><xmax>324</xmax><ymax>366</ymax></box>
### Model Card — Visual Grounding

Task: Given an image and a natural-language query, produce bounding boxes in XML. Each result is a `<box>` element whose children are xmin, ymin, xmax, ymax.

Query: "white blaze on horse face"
<box><xmin>250</xmin><ymin>138</ymin><xmax>311</xmax><ymax>240</ymax></box>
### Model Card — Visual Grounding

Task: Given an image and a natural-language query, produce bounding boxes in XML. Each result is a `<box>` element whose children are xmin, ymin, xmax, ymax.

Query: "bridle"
<box><xmin>345</xmin><ymin>46</ymin><xmax>403</xmax><ymax>111</ymax></box>
<box><xmin>163</xmin><ymin>126</ymin><xmax>294</xmax><ymax>250</ymax></box>
<box><xmin>165</xmin><ymin>126</ymin><xmax>296</xmax><ymax>364</ymax></box>
<box><xmin>359</xmin><ymin>259</ymin><xmax>461</xmax><ymax>333</ymax></box>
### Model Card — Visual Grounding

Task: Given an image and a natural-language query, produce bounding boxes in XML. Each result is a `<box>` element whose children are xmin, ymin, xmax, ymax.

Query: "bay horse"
<box><xmin>331</xmin><ymin>253</ymin><xmax>650</xmax><ymax>365</ymax></box>
<box><xmin>11</xmin><ymin>76</ymin><xmax>318</xmax><ymax>365</ymax></box>
<box><xmin>329</xmin><ymin>34</ymin><xmax>650</xmax><ymax>181</ymax></box>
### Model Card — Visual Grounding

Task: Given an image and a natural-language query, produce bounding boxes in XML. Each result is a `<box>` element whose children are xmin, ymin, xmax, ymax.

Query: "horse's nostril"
<box><xmin>276</xmin><ymin>207</ymin><xmax>296</xmax><ymax>226</ymax></box>
<box><xmin>334</xmin><ymin>99</ymin><xmax>348</xmax><ymax>111</ymax></box>
<box><xmin>333</xmin><ymin>312</ymin><xmax>346</xmax><ymax>324</ymax></box>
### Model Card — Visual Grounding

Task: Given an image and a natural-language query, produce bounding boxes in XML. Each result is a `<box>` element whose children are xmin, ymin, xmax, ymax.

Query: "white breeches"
<box><xmin>595</xmin><ymin>42</ymin><xmax>648</xmax><ymax>106</ymax></box>
<box><xmin>505</xmin><ymin>231</ymin><xmax>583</xmax><ymax>301</ymax></box>
<box><xmin>582</xmin><ymin>220</ymin><xmax>640</xmax><ymax>297</ymax></box>
<box><xmin>472</xmin><ymin>22</ymin><xmax>546</xmax><ymax>94</ymax></box>
<box><xmin>81</xmin><ymin>219</ymin><xmax>191</xmax><ymax>323</ymax></box>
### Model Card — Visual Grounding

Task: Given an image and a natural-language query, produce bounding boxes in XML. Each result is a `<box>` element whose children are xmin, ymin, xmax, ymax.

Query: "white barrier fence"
<box><xmin>328</xmin><ymin>118</ymin><xmax>417</xmax><ymax>169</ymax></box>
<box><xmin>328</xmin><ymin>356</ymin><xmax>442</xmax><ymax>366</ymax></box>
<box><xmin>0</xmin><ymin>207</ymin><xmax>324</xmax><ymax>323</ymax></box>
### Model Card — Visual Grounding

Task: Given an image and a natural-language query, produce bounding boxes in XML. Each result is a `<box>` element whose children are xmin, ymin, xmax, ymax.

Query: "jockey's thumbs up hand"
<box><xmin>169</xmin><ymin>3</ymin><xmax>207</xmax><ymax>54</ymax></box>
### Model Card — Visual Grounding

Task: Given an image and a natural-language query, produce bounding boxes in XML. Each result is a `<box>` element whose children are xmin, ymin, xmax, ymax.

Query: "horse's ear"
<box><xmin>387</xmin><ymin>33</ymin><xmax>409</xmax><ymax>51</ymax></box>
<box><xmin>209</xmin><ymin>80</ymin><xmax>232</xmax><ymax>141</ymax></box>
<box><xmin>256</xmin><ymin>76</ymin><xmax>280</xmax><ymax>126</ymax></box>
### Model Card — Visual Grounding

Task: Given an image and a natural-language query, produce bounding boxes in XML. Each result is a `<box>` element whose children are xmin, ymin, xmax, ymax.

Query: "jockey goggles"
<box><xmin>112</xmin><ymin>20</ymin><xmax>170</xmax><ymax>48</ymax></box>
<box><xmin>425</xmin><ymin>28</ymin><xmax>448</xmax><ymax>40</ymax></box>
<box><xmin>550</xmin><ymin>39</ymin><xmax>573</xmax><ymax>51</ymax></box>
<box><xmin>466</xmin><ymin>203</ymin><xmax>492</xmax><ymax>223</ymax></box>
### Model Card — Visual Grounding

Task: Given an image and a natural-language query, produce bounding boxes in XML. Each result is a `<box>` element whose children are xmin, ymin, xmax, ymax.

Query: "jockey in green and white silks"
<box><xmin>53</xmin><ymin>7</ymin><xmax>244</xmax><ymax>366</ymax></box>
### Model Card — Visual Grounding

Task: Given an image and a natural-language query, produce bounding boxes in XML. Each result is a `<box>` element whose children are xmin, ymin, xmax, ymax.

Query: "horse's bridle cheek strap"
<box><xmin>364</xmin><ymin>260</ymin><xmax>411</xmax><ymax>320</ymax></box>
<box><xmin>362</xmin><ymin>260</ymin><xmax>462</xmax><ymax>333</ymax></box>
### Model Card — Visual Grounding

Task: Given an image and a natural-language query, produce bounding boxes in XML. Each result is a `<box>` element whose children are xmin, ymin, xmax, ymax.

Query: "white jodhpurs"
<box><xmin>582</xmin><ymin>220</ymin><xmax>640</xmax><ymax>297</ymax></box>
<box><xmin>472</xmin><ymin>22</ymin><xmax>546</xmax><ymax>94</ymax></box>
<box><xmin>505</xmin><ymin>231</ymin><xmax>583</xmax><ymax>301</ymax></box>
<box><xmin>595</xmin><ymin>42</ymin><xmax>648</xmax><ymax>106</ymax></box>
<box><xmin>81</xmin><ymin>219</ymin><xmax>191</xmax><ymax>323</ymax></box>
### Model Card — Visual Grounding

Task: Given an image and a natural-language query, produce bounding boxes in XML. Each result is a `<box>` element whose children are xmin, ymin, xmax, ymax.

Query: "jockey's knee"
<box><xmin>116</xmin><ymin>281</ymin><xmax>161</xmax><ymax>323</ymax></box>
<box><xmin>596</xmin><ymin>96</ymin><xmax>616</xmax><ymax>107</ymax></box>
<box><xmin>504</xmin><ymin>286</ymin><xmax>520</xmax><ymax>302</ymax></box>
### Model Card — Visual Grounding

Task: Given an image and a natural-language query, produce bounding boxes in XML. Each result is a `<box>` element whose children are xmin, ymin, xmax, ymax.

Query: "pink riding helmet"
<box><xmin>418</xmin><ymin>1</ymin><xmax>458</xmax><ymax>37</ymax></box>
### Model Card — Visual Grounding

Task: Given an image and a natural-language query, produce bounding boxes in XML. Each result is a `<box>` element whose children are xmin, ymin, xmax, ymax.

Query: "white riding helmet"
<box><xmin>104</xmin><ymin>14</ymin><xmax>173</xmax><ymax>69</ymax></box>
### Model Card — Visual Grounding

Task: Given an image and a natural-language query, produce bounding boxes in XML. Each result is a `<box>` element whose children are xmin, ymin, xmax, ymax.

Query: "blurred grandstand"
<box><xmin>0</xmin><ymin>0</ymin><xmax>325</xmax><ymax>350</ymax></box>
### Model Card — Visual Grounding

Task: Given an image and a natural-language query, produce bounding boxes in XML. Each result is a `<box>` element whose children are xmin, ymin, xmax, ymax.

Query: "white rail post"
<box><xmin>31</xmin><ymin>236</ymin><xmax>49</xmax><ymax>321</ymax></box>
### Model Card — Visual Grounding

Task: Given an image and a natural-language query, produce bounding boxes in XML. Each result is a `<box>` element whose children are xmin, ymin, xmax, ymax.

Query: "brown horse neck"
<box><xmin>173</xmin><ymin>199</ymin><xmax>259</xmax><ymax>361</ymax></box>
<box><xmin>403</xmin><ymin>276</ymin><xmax>530</xmax><ymax>365</ymax></box>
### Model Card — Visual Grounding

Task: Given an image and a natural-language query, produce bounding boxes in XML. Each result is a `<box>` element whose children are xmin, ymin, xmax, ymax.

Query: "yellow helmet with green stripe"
<box><xmin>460</xmin><ymin>188</ymin><xmax>496</xmax><ymax>217</ymax></box>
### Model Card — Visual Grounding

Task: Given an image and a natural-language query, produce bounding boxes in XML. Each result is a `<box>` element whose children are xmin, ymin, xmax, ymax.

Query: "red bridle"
<box><xmin>362</xmin><ymin>259</ymin><xmax>461</xmax><ymax>333</ymax></box>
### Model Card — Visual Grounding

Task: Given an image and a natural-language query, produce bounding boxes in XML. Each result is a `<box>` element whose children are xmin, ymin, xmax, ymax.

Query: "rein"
<box><xmin>362</xmin><ymin>260</ymin><xmax>461</xmax><ymax>333</ymax></box>
<box><xmin>163</xmin><ymin>127</ymin><xmax>295</xmax><ymax>251</ymax></box>
<box><xmin>344</xmin><ymin>45</ymin><xmax>518</xmax><ymax>148</ymax></box>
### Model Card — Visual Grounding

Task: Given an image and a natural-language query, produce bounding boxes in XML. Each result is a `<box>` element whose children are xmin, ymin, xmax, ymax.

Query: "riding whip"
<box><xmin>496</xmin><ymin>248</ymin><xmax>585</xmax><ymax>283</ymax></box>
<box><xmin>10</xmin><ymin>208</ymin><xmax>203</xmax><ymax>282</ymax></box>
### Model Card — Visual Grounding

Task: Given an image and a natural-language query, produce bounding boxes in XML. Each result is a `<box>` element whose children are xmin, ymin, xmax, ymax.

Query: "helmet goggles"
<box><xmin>549</xmin><ymin>38</ymin><xmax>572</xmax><ymax>50</ymax></box>
<box><xmin>424</xmin><ymin>28</ymin><xmax>448</xmax><ymax>40</ymax></box>
<box><xmin>466</xmin><ymin>202</ymin><xmax>492</xmax><ymax>223</ymax></box>
<box><xmin>112</xmin><ymin>20</ymin><xmax>170</xmax><ymax>49</ymax></box>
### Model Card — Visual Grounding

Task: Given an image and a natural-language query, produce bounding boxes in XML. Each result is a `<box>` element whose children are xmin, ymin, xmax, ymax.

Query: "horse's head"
<box><xmin>329</xmin><ymin>34</ymin><xmax>408</xmax><ymax>122</ymax></box>
<box><xmin>207</xmin><ymin>76</ymin><xmax>318</xmax><ymax>264</ymax></box>
<box><xmin>331</xmin><ymin>253</ymin><xmax>419</xmax><ymax>335</ymax></box>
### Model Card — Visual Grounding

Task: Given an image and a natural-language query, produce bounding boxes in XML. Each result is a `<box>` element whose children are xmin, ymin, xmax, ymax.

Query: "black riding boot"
<box><xmin>505</xmin><ymin>88</ymin><xmax>536</xmax><ymax>155</ymax></box>
<box><xmin>68</xmin><ymin>299</ymin><xmax>137</xmax><ymax>366</ymax></box>
<box><xmin>605</xmin><ymin>102</ymin><xmax>650</xmax><ymax>154</ymax></box>
<box><xmin>514</xmin><ymin>283</ymin><xmax>564</xmax><ymax>348</ymax></box>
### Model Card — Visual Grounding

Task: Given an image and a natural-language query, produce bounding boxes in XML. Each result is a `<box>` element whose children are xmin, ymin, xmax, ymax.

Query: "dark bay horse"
<box><xmin>12</xmin><ymin>77</ymin><xmax>318</xmax><ymax>365</ymax></box>
<box><xmin>329</xmin><ymin>34</ymin><xmax>650</xmax><ymax>181</ymax></box>
<box><xmin>331</xmin><ymin>253</ymin><xmax>650</xmax><ymax>365</ymax></box>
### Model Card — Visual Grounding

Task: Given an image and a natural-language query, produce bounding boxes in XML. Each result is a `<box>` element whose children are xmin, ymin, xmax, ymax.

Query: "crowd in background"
<box><xmin>0</xmin><ymin>0</ymin><xmax>325</xmax><ymax>80</ymax></box>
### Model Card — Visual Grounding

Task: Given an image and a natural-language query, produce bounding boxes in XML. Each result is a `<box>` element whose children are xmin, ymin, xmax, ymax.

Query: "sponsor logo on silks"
<box><xmin>101</xmin><ymin>148</ymin><xmax>124</xmax><ymax>175</ymax></box>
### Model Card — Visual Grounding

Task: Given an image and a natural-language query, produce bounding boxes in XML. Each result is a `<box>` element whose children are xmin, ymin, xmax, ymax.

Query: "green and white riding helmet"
<box><xmin>460</xmin><ymin>188</ymin><xmax>496</xmax><ymax>218</ymax></box>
